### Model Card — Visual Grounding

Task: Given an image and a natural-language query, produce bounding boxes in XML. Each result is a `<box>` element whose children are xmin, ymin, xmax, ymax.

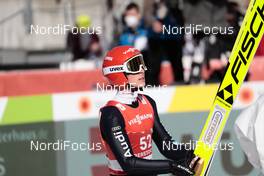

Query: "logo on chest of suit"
<box><xmin>128</xmin><ymin>113</ymin><xmax>153</xmax><ymax>126</ymax></box>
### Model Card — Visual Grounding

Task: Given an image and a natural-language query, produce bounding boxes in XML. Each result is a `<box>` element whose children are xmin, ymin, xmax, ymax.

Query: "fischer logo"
<box><xmin>123</xmin><ymin>48</ymin><xmax>137</xmax><ymax>55</ymax></box>
<box><xmin>218</xmin><ymin>3</ymin><xmax>264</xmax><ymax>106</ymax></box>
<box><xmin>231</xmin><ymin>4</ymin><xmax>264</xmax><ymax>85</ymax></box>
<box><xmin>128</xmin><ymin>114</ymin><xmax>153</xmax><ymax>126</ymax></box>
<box><xmin>114</xmin><ymin>131</ymin><xmax>132</xmax><ymax>157</ymax></box>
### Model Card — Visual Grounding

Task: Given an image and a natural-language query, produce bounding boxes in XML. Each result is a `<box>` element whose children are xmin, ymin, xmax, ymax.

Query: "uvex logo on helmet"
<box><xmin>110</xmin><ymin>67</ymin><xmax>124</xmax><ymax>72</ymax></box>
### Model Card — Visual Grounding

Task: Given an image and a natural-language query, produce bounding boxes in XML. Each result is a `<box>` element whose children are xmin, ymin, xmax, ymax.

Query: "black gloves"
<box><xmin>171</xmin><ymin>150</ymin><xmax>204</xmax><ymax>176</ymax></box>
<box><xmin>171</xmin><ymin>161</ymin><xmax>195</xmax><ymax>176</ymax></box>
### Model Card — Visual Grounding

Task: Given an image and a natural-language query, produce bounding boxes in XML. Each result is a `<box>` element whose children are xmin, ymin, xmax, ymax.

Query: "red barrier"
<box><xmin>0</xmin><ymin>69</ymin><xmax>108</xmax><ymax>96</ymax></box>
<box><xmin>0</xmin><ymin>57</ymin><xmax>263</xmax><ymax>97</ymax></box>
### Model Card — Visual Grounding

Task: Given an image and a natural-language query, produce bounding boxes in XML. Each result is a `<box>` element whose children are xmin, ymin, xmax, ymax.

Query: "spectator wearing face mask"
<box><xmin>119</xmin><ymin>3</ymin><xmax>148</xmax><ymax>51</ymax></box>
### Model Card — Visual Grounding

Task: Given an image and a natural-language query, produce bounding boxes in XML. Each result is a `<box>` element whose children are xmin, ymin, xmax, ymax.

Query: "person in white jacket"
<box><xmin>234</xmin><ymin>95</ymin><xmax>264</xmax><ymax>175</ymax></box>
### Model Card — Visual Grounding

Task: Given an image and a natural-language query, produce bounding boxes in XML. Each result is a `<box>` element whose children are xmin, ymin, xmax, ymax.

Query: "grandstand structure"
<box><xmin>0</xmin><ymin>0</ymin><xmax>105</xmax><ymax>69</ymax></box>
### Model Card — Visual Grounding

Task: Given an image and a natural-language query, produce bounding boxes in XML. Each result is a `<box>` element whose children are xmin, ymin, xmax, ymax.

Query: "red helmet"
<box><xmin>102</xmin><ymin>46</ymin><xmax>147</xmax><ymax>85</ymax></box>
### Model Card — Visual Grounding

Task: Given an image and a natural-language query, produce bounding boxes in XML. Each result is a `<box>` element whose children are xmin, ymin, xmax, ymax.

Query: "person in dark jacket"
<box><xmin>67</xmin><ymin>15</ymin><xmax>102</xmax><ymax>61</ymax></box>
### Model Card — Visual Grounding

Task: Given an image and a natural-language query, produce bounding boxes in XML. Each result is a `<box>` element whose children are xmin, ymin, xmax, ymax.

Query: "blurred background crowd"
<box><xmin>0</xmin><ymin>0</ymin><xmax>263</xmax><ymax>86</ymax></box>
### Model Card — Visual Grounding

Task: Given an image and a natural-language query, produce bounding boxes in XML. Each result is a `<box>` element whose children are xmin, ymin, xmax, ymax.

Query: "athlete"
<box><xmin>99</xmin><ymin>46</ymin><xmax>203</xmax><ymax>176</ymax></box>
